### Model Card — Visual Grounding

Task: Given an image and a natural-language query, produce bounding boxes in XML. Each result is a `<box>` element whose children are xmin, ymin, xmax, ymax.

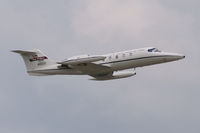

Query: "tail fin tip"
<box><xmin>11</xmin><ymin>50</ymin><xmax>36</xmax><ymax>54</ymax></box>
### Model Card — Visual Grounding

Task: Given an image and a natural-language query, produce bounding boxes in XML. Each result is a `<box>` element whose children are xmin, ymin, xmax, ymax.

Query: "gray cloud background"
<box><xmin>0</xmin><ymin>0</ymin><xmax>200</xmax><ymax>133</ymax></box>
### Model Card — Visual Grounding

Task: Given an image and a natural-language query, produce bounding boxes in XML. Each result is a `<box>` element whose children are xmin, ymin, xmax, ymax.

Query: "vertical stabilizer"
<box><xmin>12</xmin><ymin>49</ymin><xmax>56</xmax><ymax>71</ymax></box>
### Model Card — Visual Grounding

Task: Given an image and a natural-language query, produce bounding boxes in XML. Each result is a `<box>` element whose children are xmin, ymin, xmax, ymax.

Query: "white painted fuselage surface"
<box><xmin>12</xmin><ymin>47</ymin><xmax>185</xmax><ymax>80</ymax></box>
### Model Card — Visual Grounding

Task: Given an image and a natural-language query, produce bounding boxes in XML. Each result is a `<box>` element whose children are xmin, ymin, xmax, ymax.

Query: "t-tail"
<box><xmin>12</xmin><ymin>49</ymin><xmax>56</xmax><ymax>76</ymax></box>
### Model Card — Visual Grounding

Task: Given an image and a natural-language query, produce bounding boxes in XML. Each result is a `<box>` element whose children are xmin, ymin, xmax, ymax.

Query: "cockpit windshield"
<box><xmin>148</xmin><ymin>48</ymin><xmax>161</xmax><ymax>52</ymax></box>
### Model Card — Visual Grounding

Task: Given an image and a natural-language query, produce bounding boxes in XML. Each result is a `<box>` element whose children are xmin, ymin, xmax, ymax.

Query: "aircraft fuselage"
<box><xmin>12</xmin><ymin>47</ymin><xmax>185</xmax><ymax>80</ymax></box>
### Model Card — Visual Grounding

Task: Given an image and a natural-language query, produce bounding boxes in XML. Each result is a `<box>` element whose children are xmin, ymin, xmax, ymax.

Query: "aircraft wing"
<box><xmin>71</xmin><ymin>63</ymin><xmax>112</xmax><ymax>75</ymax></box>
<box><xmin>58</xmin><ymin>55</ymin><xmax>112</xmax><ymax>75</ymax></box>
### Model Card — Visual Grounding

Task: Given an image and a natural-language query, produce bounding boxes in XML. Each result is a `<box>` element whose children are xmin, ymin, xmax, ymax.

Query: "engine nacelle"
<box><xmin>112</xmin><ymin>71</ymin><xmax>136</xmax><ymax>79</ymax></box>
<box><xmin>91</xmin><ymin>70</ymin><xmax>136</xmax><ymax>81</ymax></box>
<box><xmin>68</xmin><ymin>54</ymin><xmax>89</xmax><ymax>60</ymax></box>
<box><xmin>60</xmin><ymin>55</ymin><xmax>106</xmax><ymax>65</ymax></box>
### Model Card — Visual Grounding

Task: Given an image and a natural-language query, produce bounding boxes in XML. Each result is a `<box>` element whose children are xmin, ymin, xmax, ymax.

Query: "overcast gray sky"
<box><xmin>0</xmin><ymin>0</ymin><xmax>200</xmax><ymax>133</ymax></box>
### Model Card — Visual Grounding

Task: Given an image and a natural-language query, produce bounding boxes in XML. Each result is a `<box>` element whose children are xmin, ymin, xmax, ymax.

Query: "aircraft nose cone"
<box><xmin>164</xmin><ymin>53</ymin><xmax>185</xmax><ymax>61</ymax></box>
<box><xmin>173</xmin><ymin>54</ymin><xmax>185</xmax><ymax>60</ymax></box>
<box><xmin>178</xmin><ymin>55</ymin><xmax>185</xmax><ymax>59</ymax></box>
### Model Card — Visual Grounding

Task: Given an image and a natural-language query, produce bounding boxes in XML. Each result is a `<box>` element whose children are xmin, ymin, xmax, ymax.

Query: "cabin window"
<box><xmin>116</xmin><ymin>55</ymin><xmax>118</xmax><ymax>59</ymax></box>
<box><xmin>129</xmin><ymin>53</ymin><xmax>133</xmax><ymax>56</ymax></box>
<box><xmin>148</xmin><ymin>48</ymin><xmax>161</xmax><ymax>52</ymax></box>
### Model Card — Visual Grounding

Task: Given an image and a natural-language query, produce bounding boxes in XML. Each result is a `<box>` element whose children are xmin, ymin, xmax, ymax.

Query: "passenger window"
<box><xmin>116</xmin><ymin>55</ymin><xmax>118</xmax><ymax>59</ymax></box>
<box><xmin>129</xmin><ymin>53</ymin><xmax>133</xmax><ymax>56</ymax></box>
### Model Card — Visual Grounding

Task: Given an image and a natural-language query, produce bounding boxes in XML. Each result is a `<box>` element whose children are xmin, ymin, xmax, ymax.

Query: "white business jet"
<box><xmin>12</xmin><ymin>47</ymin><xmax>185</xmax><ymax>80</ymax></box>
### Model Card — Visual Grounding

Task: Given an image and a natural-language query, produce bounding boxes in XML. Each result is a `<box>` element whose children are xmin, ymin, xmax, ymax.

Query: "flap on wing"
<box><xmin>58</xmin><ymin>56</ymin><xmax>106</xmax><ymax>65</ymax></box>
